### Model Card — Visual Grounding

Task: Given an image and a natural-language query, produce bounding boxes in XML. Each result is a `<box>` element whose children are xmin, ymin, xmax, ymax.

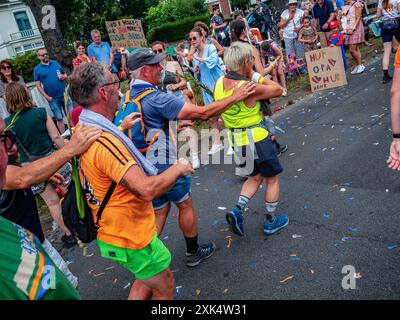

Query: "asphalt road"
<box><xmin>53</xmin><ymin>55</ymin><xmax>400</xmax><ymax>300</ymax></box>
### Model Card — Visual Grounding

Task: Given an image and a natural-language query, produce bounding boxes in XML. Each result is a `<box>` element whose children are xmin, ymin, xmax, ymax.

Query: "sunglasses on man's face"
<box><xmin>0</xmin><ymin>131</ymin><xmax>16</xmax><ymax>152</ymax></box>
<box><xmin>153</xmin><ymin>49</ymin><xmax>164</xmax><ymax>54</ymax></box>
<box><xmin>0</xmin><ymin>66</ymin><xmax>11</xmax><ymax>71</ymax></box>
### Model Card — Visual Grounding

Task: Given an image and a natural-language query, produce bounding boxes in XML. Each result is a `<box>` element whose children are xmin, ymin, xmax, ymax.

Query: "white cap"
<box><xmin>288</xmin><ymin>0</ymin><xmax>298</xmax><ymax>5</ymax></box>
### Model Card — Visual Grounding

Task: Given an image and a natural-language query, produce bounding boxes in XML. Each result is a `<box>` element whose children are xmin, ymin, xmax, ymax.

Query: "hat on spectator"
<box><xmin>329</xmin><ymin>20</ymin><xmax>341</xmax><ymax>30</ymax></box>
<box><xmin>127</xmin><ymin>48</ymin><xmax>166</xmax><ymax>71</ymax></box>
<box><xmin>288</xmin><ymin>0</ymin><xmax>298</xmax><ymax>5</ymax></box>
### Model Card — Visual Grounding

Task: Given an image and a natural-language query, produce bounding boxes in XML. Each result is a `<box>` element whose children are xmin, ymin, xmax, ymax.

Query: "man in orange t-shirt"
<box><xmin>69</xmin><ymin>62</ymin><xmax>194</xmax><ymax>300</ymax></box>
<box><xmin>388</xmin><ymin>49</ymin><xmax>400</xmax><ymax>171</ymax></box>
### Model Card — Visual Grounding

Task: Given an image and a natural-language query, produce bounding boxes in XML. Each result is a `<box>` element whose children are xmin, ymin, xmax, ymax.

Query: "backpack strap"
<box><xmin>95</xmin><ymin>181</ymin><xmax>117</xmax><ymax>227</ymax></box>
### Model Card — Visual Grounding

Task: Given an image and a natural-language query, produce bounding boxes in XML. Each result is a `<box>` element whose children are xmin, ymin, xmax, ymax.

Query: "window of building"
<box><xmin>14</xmin><ymin>11</ymin><xmax>33</xmax><ymax>37</ymax></box>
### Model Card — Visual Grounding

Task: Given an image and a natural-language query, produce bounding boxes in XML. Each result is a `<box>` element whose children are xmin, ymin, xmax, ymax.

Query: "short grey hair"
<box><xmin>91</xmin><ymin>29</ymin><xmax>101</xmax><ymax>38</ymax></box>
<box><xmin>69</xmin><ymin>62</ymin><xmax>109</xmax><ymax>108</ymax></box>
<box><xmin>130</xmin><ymin>66</ymin><xmax>144</xmax><ymax>79</ymax></box>
<box><xmin>224</xmin><ymin>42</ymin><xmax>253</xmax><ymax>72</ymax></box>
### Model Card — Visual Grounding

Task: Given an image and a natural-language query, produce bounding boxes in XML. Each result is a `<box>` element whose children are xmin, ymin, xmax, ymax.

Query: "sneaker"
<box><xmin>277</xmin><ymin>144</ymin><xmax>288</xmax><ymax>157</ymax></box>
<box><xmin>355</xmin><ymin>64</ymin><xmax>365</xmax><ymax>74</ymax></box>
<box><xmin>350</xmin><ymin>65</ymin><xmax>360</xmax><ymax>75</ymax></box>
<box><xmin>226</xmin><ymin>206</ymin><xmax>244</xmax><ymax>236</ymax></box>
<box><xmin>61</xmin><ymin>234</ymin><xmax>78</xmax><ymax>248</ymax></box>
<box><xmin>282</xmin><ymin>89</ymin><xmax>287</xmax><ymax>97</ymax></box>
<box><xmin>191</xmin><ymin>156</ymin><xmax>200</xmax><ymax>170</ymax></box>
<box><xmin>263</xmin><ymin>214</ymin><xmax>289</xmax><ymax>236</ymax></box>
<box><xmin>226</xmin><ymin>146</ymin><xmax>235</xmax><ymax>156</ymax></box>
<box><xmin>208</xmin><ymin>143</ymin><xmax>224</xmax><ymax>155</ymax></box>
<box><xmin>186</xmin><ymin>242</ymin><xmax>217</xmax><ymax>267</ymax></box>
<box><xmin>383</xmin><ymin>73</ymin><xmax>392</xmax><ymax>84</ymax></box>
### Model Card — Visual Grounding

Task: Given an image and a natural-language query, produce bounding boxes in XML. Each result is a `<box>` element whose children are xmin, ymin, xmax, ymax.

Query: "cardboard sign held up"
<box><xmin>105</xmin><ymin>19</ymin><xmax>147</xmax><ymax>49</ymax></box>
<box><xmin>305</xmin><ymin>46</ymin><xmax>347</xmax><ymax>93</ymax></box>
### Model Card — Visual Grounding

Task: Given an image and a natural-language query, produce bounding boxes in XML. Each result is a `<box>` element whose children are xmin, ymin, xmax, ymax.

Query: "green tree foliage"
<box><xmin>145</xmin><ymin>0</ymin><xmax>208</xmax><ymax>31</ymax></box>
<box><xmin>10</xmin><ymin>51</ymin><xmax>39</xmax><ymax>83</ymax></box>
<box><xmin>230</xmin><ymin>0</ymin><xmax>250</xmax><ymax>11</ymax></box>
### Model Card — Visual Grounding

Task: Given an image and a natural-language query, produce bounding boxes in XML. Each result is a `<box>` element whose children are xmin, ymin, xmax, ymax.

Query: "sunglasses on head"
<box><xmin>0</xmin><ymin>66</ymin><xmax>11</xmax><ymax>70</ymax></box>
<box><xmin>0</xmin><ymin>131</ymin><xmax>16</xmax><ymax>152</ymax></box>
<box><xmin>153</xmin><ymin>49</ymin><xmax>164</xmax><ymax>54</ymax></box>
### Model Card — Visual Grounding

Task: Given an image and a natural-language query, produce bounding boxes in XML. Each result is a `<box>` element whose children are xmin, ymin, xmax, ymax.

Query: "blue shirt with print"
<box><xmin>335</xmin><ymin>0</ymin><xmax>345</xmax><ymax>10</ymax></box>
<box><xmin>87</xmin><ymin>41</ymin><xmax>117</xmax><ymax>73</ymax></box>
<box><xmin>33</xmin><ymin>60</ymin><xmax>66</xmax><ymax>100</ymax></box>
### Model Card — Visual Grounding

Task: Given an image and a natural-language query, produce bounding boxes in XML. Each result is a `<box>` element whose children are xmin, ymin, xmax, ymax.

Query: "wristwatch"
<box><xmin>393</xmin><ymin>133</ymin><xmax>400</xmax><ymax>139</ymax></box>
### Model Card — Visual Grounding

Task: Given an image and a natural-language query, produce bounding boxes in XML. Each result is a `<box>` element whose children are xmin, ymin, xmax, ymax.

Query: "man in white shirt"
<box><xmin>279</xmin><ymin>0</ymin><xmax>306</xmax><ymax>59</ymax></box>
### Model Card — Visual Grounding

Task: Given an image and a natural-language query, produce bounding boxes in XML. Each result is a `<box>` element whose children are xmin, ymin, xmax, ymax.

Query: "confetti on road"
<box><xmin>292</xmin><ymin>234</ymin><xmax>302</xmax><ymax>239</ymax></box>
<box><xmin>373</xmin><ymin>142</ymin><xmax>379</xmax><ymax>146</ymax></box>
<box><xmin>195</xmin><ymin>289</ymin><xmax>201</xmax><ymax>297</ymax></box>
<box><xmin>385</xmin><ymin>189</ymin><xmax>389</xmax><ymax>193</ymax></box>
<box><xmin>303</xmin><ymin>203</ymin><xmax>309</xmax><ymax>209</ymax></box>
<box><xmin>348</xmin><ymin>227</ymin><xmax>359</xmax><ymax>232</ymax></box>
<box><xmin>113</xmin><ymin>278</ymin><xmax>118</xmax><ymax>284</ymax></box>
<box><xmin>340</xmin><ymin>188</ymin><xmax>346</xmax><ymax>192</ymax></box>
<box><xmin>323</xmin><ymin>212</ymin><xmax>331</xmax><ymax>220</ymax></box>
<box><xmin>162</xmin><ymin>236</ymin><xmax>169</xmax><ymax>241</ymax></box>
<box><xmin>218</xmin><ymin>207</ymin><xmax>227</xmax><ymax>210</ymax></box>
<box><xmin>176</xmin><ymin>286</ymin><xmax>182</xmax><ymax>295</ymax></box>
<box><xmin>93</xmin><ymin>272</ymin><xmax>105</xmax><ymax>277</ymax></box>
<box><xmin>105</xmin><ymin>266</ymin><xmax>115</xmax><ymax>271</ymax></box>
<box><xmin>220</xmin><ymin>228</ymin><xmax>229</xmax><ymax>232</ymax></box>
<box><xmin>223</xmin><ymin>289</ymin><xmax>229</xmax><ymax>294</ymax></box>
<box><xmin>123</xmin><ymin>283</ymin><xmax>131</xmax><ymax>289</ymax></box>
<box><xmin>226</xmin><ymin>236</ymin><xmax>233</xmax><ymax>248</ymax></box>
<box><xmin>297</xmin><ymin>169</ymin><xmax>303</xmax><ymax>172</ymax></box>
<box><xmin>289</xmin><ymin>153</ymin><xmax>295</xmax><ymax>156</ymax></box>
<box><xmin>280</xmin><ymin>275</ymin><xmax>295</xmax><ymax>284</ymax></box>
<box><xmin>86</xmin><ymin>253</ymin><xmax>94</xmax><ymax>257</ymax></box>
<box><xmin>310</xmin><ymin>269</ymin><xmax>315</xmax><ymax>275</ymax></box>
<box><xmin>387</xmin><ymin>244</ymin><xmax>399</xmax><ymax>250</ymax></box>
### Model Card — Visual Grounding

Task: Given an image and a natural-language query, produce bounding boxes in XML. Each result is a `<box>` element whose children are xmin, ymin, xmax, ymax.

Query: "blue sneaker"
<box><xmin>226</xmin><ymin>206</ymin><xmax>244</xmax><ymax>236</ymax></box>
<box><xmin>263</xmin><ymin>214</ymin><xmax>289</xmax><ymax>235</ymax></box>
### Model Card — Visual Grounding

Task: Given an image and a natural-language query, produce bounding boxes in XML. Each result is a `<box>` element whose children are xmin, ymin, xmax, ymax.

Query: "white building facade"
<box><xmin>0</xmin><ymin>0</ymin><xmax>44</xmax><ymax>60</ymax></box>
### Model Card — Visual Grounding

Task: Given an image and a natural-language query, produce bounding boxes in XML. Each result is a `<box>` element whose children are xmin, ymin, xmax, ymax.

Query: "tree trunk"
<box><xmin>24</xmin><ymin>0</ymin><xmax>74</xmax><ymax>72</ymax></box>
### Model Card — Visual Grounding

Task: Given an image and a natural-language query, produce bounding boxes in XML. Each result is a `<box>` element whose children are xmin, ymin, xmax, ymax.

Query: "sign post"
<box><xmin>105</xmin><ymin>19</ymin><xmax>147</xmax><ymax>49</ymax></box>
<box><xmin>305</xmin><ymin>46</ymin><xmax>347</xmax><ymax>93</ymax></box>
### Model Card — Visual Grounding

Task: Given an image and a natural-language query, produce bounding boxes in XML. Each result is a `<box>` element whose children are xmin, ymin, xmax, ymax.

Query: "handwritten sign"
<box><xmin>105</xmin><ymin>19</ymin><xmax>147</xmax><ymax>49</ymax></box>
<box><xmin>305</xmin><ymin>46</ymin><xmax>347</xmax><ymax>93</ymax></box>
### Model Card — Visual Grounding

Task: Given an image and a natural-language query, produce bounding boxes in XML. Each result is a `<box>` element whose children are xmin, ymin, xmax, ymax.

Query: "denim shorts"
<box><xmin>152</xmin><ymin>175</ymin><xmax>192</xmax><ymax>210</ymax></box>
<box><xmin>49</xmin><ymin>96</ymin><xmax>73</xmax><ymax>121</ymax></box>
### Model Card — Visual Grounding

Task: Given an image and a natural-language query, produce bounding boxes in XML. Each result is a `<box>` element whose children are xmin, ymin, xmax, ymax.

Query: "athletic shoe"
<box><xmin>191</xmin><ymin>156</ymin><xmax>200</xmax><ymax>170</ymax></box>
<box><xmin>263</xmin><ymin>214</ymin><xmax>289</xmax><ymax>236</ymax></box>
<box><xmin>186</xmin><ymin>242</ymin><xmax>217</xmax><ymax>267</ymax></box>
<box><xmin>226</xmin><ymin>206</ymin><xmax>244</xmax><ymax>236</ymax></box>
<box><xmin>277</xmin><ymin>144</ymin><xmax>288</xmax><ymax>157</ymax></box>
<box><xmin>282</xmin><ymin>89</ymin><xmax>287</xmax><ymax>97</ymax></box>
<box><xmin>350</xmin><ymin>65</ymin><xmax>360</xmax><ymax>75</ymax></box>
<box><xmin>226</xmin><ymin>146</ymin><xmax>235</xmax><ymax>156</ymax></box>
<box><xmin>383</xmin><ymin>73</ymin><xmax>392</xmax><ymax>84</ymax></box>
<box><xmin>355</xmin><ymin>64</ymin><xmax>365</xmax><ymax>74</ymax></box>
<box><xmin>208</xmin><ymin>143</ymin><xmax>224</xmax><ymax>155</ymax></box>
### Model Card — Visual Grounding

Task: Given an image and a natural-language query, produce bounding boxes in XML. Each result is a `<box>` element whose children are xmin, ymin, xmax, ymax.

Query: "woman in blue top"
<box><xmin>190</xmin><ymin>26</ymin><xmax>225</xmax><ymax>155</ymax></box>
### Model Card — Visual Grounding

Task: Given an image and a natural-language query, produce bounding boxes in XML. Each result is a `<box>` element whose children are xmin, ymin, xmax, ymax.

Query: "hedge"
<box><xmin>8</xmin><ymin>51</ymin><xmax>39</xmax><ymax>83</ymax></box>
<box><xmin>147</xmin><ymin>14</ymin><xmax>211</xmax><ymax>44</ymax></box>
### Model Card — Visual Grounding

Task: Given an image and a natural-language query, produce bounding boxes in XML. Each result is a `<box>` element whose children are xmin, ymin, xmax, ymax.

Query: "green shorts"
<box><xmin>97</xmin><ymin>233</ymin><xmax>171</xmax><ymax>280</ymax></box>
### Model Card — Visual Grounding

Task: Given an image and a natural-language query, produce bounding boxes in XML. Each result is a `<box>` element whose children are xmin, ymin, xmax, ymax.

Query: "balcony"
<box><xmin>9</xmin><ymin>28</ymin><xmax>40</xmax><ymax>41</ymax></box>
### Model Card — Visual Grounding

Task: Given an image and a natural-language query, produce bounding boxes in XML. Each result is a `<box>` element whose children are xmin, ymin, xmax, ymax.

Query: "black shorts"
<box><xmin>381</xmin><ymin>27</ymin><xmax>400</xmax><ymax>43</ymax></box>
<box><xmin>238</xmin><ymin>137</ymin><xmax>283</xmax><ymax>178</ymax></box>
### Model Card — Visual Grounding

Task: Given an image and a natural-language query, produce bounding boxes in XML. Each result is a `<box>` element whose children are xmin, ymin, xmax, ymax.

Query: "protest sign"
<box><xmin>105</xmin><ymin>19</ymin><xmax>147</xmax><ymax>49</ymax></box>
<box><xmin>305</xmin><ymin>46</ymin><xmax>347</xmax><ymax>92</ymax></box>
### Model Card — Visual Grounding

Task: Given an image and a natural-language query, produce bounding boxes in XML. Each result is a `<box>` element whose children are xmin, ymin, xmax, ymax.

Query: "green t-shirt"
<box><xmin>0</xmin><ymin>216</ymin><xmax>80</xmax><ymax>300</ymax></box>
<box><xmin>5</xmin><ymin>108</ymin><xmax>55</xmax><ymax>163</ymax></box>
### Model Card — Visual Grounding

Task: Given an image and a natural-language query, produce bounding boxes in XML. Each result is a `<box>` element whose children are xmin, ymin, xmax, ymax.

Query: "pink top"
<box><xmin>342</xmin><ymin>1</ymin><xmax>363</xmax><ymax>31</ymax></box>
